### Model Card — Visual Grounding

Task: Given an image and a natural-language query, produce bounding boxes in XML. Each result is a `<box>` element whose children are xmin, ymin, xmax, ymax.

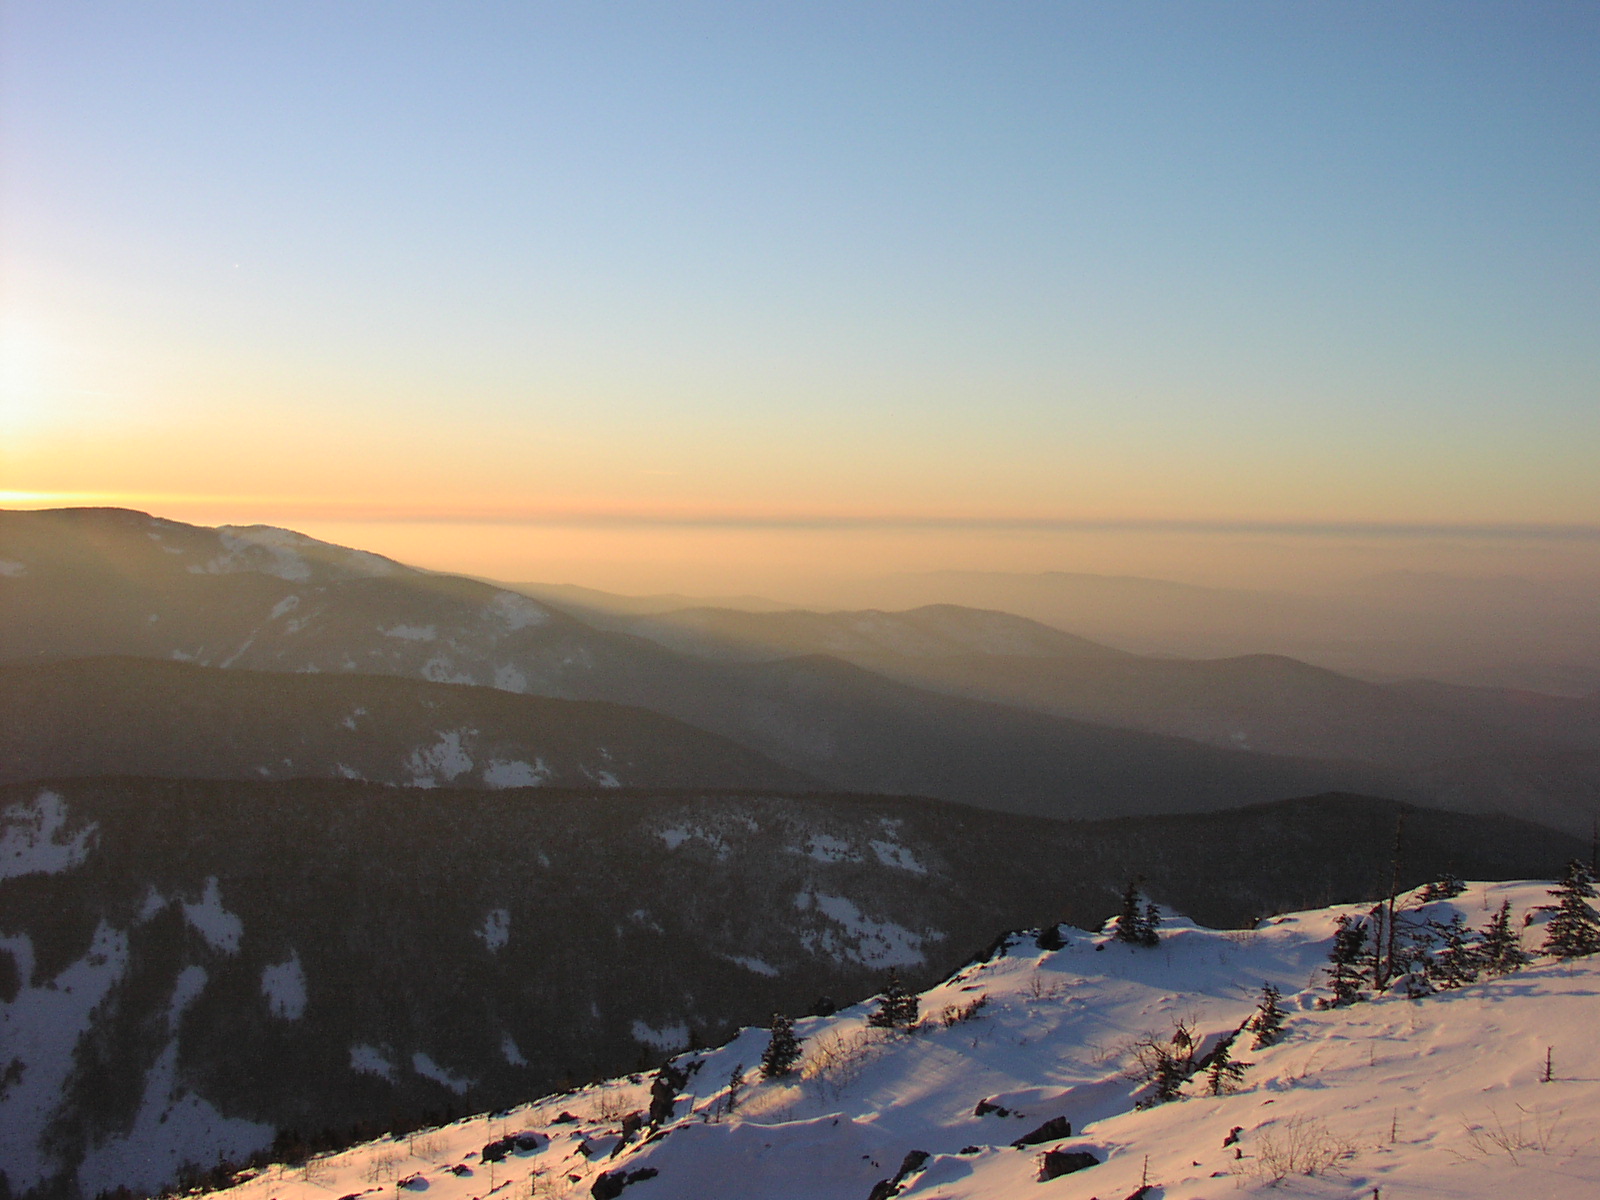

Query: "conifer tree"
<box><xmin>1426</xmin><ymin>913</ymin><xmax>1480</xmax><ymax>989</ymax></box>
<box><xmin>1250</xmin><ymin>982</ymin><xmax>1285</xmax><ymax>1049</ymax></box>
<box><xmin>1141</xmin><ymin>900</ymin><xmax>1162</xmax><ymax>948</ymax></box>
<box><xmin>1322</xmin><ymin>915</ymin><xmax>1369</xmax><ymax>1007</ymax></box>
<box><xmin>1540</xmin><ymin>860</ymin><xmax>1600</xmax><ymax>959</ymax></box>
<box><xmin>867</xmin><ymin>967</ymin><xmax>919</xmax><ymax>1030</ymax></box>
<box><xmin>1205</xmin><ymin>1038</ymin><xmax>1250</xmax><ymax>1096</ymax></box>
<box><xmin>1152</xmin><ymin>1046</ymin><xmax>1187</xmax><ymax>1103</ymax></box>
<box><xmin>1479</xmin><ymin>899</ymin><xmax>1529</xmax><ymax>975</ymax></box>
<box><xmin>725</xmin><ymin>1062</ymin><xmax>744</xmax><ymax>1114</ymax></box>
<box><xmin>1112</xmin><ymin>882</ymin><xmax>1144</xmax><ymax>944</ymax></box>
<box><xmin>759</xmin><ymin>1012</ymin><xmax>802</xmax><ymax>1079</ymax></box>
<box><xmin>1112</xmin><ymin>881</ymin><xmax>1159</xmax><ymax>947</ymax></box>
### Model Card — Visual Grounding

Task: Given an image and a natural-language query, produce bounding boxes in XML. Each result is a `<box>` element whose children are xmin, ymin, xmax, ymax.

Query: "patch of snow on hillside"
<box><xmin>268</xmin><ymin>594</ymin><xmax>300</xmax><ymax>620</ymax></box>
<box><xmin>489</xmin><ymin>591</ymin><xmax>548</xmax><ymax>631</ymax></box>
<box><xmin>350</xmin><ymin>1044</ymin><xmax>396</xmax><ymax>1082</ymax></box>
<box><xmin>335</xmin><ymin>764</ymin><xmax>363</xmax><ymax>780</ymax></box>
<box><xmin>582</xmin><ymin>766</ymin><xmax>622</xmax><ymax>788</ymax></box>
<box><xmin>0</xmin><ymin>923</ymin><xmax>129</xmax><ymax>1194</ymax></box>
<box><xmin>726</xmin><ymin>955</ymin><xmax>780</xmax><ymax>977</ymax></box>
<box><xmin>167</xmin><ymin>965</ymin><xmax>208</xmax><ymax>1030</ymax></box>
<box><xmin>182</xmin><ymin>877</ymin><xmax>243</xmax><ymax>954</ymax></box>
<box><xmin>804</xmin><ymin>834</ymin><xmax>859</xmax><ymax>864</ymax></box>
<box><xmin>655</xmin><ymin>823</ymin><xmax>729</xmax><ymax>856</ymax></box>
<box><xmin>412</xmin><ymin>1053</ymin><xmax>473</xmax><ymax>1095</ymax></box>
<box><xmin>631</xmin><ymin>1020</ymin><xmax>689</xmax><ymax>1054</ymax></box>
<box><xmin>0</xmin><ymin>791</ymin><xmax>96</xmax><ymax>880</ymax></box>
<box><xmin>802</xmin><ymin>892</ymin><xmax>933</xmax><ymax>968</ymax></box>
<box><xmin>501</xmin><ymin>1035</ymin><xmax>528</xmax><ymax>1067</ymax></box>
<box><xmin>383</xmin><ymin>623</ymin><xmax>437</xmax><ymax>641</ymax></box>
<box><xmin>868</xmin><ymin>839</ymin><xmax>926</xmax><ymax>874</ymax></box>
<box><xmin>76</xmin><ymin>1010</ymin><xmax>274</xmax><ymax>1198</ymax></box>
<box><xmin>477</xmin><ymin>909</ymin><xmax>510</xmax><ymax>952</ymax></box>
<box><xmin>340</xmin><ymin>706</ymin><xmax>366</xmax><ymax>730</ymax></box>
<box><xmin>261</xmin><ymin>953</ymin><xmax>307</xmax><ymax>1019</ymax></box>
<box><xmin>493</xmin><ymin>663</ymin><xmax>529</xmax><ymax>692</ymax></box>
<box><xmin>201</xmin><ymin>529</ymin><xmax>313</xmax><ymax>582</ymax></box>
<box><xmin>0</xmin><ymin>558</ymin><xmax>26</xmax><ymax>577</ymax></box>
<box><xmin>421</xmin><ymin>656</ymin><xmax>475</xmax><ymax>685</ymax></box>
<box><xmin>482</xmin><ymin>758</ymin><xmax>550</xmax><ymax>789</ymax></box>
<box><xmin>139</xmin><ymin>886</ymin><xmax>166</xmax><ymax>922</ymax></box>
<box><xmin>406</xmin><ymin>731</ymin><xmax>475</xmax><ymax>786</ymax></box>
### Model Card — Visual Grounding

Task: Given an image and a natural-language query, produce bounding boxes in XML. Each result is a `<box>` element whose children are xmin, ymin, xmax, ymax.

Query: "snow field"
<box><xmin>185</xmin><ymin>881</ymin><xmax>1599</xmax><ymax>1200</ymax></box>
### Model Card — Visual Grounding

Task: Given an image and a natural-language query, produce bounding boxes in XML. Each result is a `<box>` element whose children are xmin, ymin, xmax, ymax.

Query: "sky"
<box><xmin>3</xmin><ymin>2</ymin><xmax>1598</xmax><ymax>595</ymax></box>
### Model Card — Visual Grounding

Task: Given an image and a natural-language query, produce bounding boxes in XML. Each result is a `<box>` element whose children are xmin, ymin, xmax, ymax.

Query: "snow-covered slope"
<box><xmin>193</xmin><ymin>882</ymin><xmax>1598</xmax><ymax>1200</ymax></box>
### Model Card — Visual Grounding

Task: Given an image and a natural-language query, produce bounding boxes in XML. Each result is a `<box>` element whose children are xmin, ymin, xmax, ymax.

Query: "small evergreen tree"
<box><xmin>1479</xmin><ymin>899</ymin><xmax>1529</xmax><ymax>975</ymax></box>
<box><xmin>1321</xmin><ymin>915</ymin><xmax>1369</xmax><ymax>1007</ymax></box>
<box><xmin>1250</xmin><ymin>982</ymin><xmax>1285</xmax><ymax>1049</ymax></box>
<box><xmin>1419</xmin><ymin>873</ymin><xmax>1465</xmax><ymax>902</ymax></box>
<box><xmin>1425</xmin><ymin>913</ymin><xmax>1480</xmax><ymax>989</ymax></box>
<box><xmin>1205</xmin><ymin>1037</ymin><xmax>1251</xmax><ymax>1096</ymax></box>
<box><xmin>1540</xmin><ymin>860</ymin><xmax>1600</xmax><ymax>959</ymax></box>
<box><xmin>867</xmin><ymin>968</ymin><xmax>920</xmax><ymax>1030</ymax></box>
<box><xmin>1112</xmin><ymin>881</ymin><xmax>1160</xmax><ymax>947</ymax></box>
<box><xmin>1141</xmin><ymin>900</ymin><xmax>1162</xmax><ymax>947</ymax></box>
<box><xmin>1113</xmin><ymin>882</ymin><xmax>1144</xmax><ymax>944</ymax></box>
<box><xmin>725</xmin><ymin>1062</ymin><xmax>745</xmax><ymax>1114</ymax></box>
<box><xmin>1152</xmin><ymin>1045</ymin><xmax>1187</xmax><ymax>1103</ymax></box>
<box><xmin>759</xmin><ymin>1013</ymin><xmax>802</xmax><ymax>1079</ymax></box>
<box><xmin>1035</xmin><ymin>923</ymin><xmax>1065</xmax><ymax>951</ymax></box>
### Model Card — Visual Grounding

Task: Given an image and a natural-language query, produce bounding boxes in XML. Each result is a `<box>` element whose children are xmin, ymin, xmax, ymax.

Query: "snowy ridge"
<box><xmin>195</xmin><ymin>881</ymin><xmax>1599</xmax><ymax>1200</ymax></box>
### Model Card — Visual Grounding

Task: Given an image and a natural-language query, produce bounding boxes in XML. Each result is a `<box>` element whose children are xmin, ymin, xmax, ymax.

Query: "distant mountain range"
<box><xmin>0</xmin><ymin>657</ymin><xmax>814</xmax><ymax>793</ymax></box>
<box><xmin>6</xmin><ymin>507</ymin><xmax>1599</xmax><ymax>832</ymax></box>
<box><xmin>1</xmin><ymin>777</ymin><xmax>1581</xmax><ymax>1198</ymax></box>
<box><xmin>0</xmin><ymin>508</ymin><xmax>1413</xmax><ymax>824</ymax></box>
<box><xmin>815</xmin><ymin>566</ymin><xmax>1600</xmax><ymax>693</ymax></box>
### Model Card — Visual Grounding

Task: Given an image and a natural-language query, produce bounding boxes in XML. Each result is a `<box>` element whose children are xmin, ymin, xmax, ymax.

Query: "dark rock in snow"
<box><xmin>1038</xmin><ymin>1148</ymin><xmax>1100</xmax><ymax>1180</ymax></box>
<box><xmin>866</xmin><ymin>1149</ymin><xmax>931</xmax><ymax>1198</ymax></box>
<box><xmin>590</xmin><ymin>1168</ymin><xmax>658</xmax><ymax>1199</ymax></box>
<box><xmin>1013</xmin><ymin>1115</ymin><xmax>1072</xmax><ymax>1146</ymax></box>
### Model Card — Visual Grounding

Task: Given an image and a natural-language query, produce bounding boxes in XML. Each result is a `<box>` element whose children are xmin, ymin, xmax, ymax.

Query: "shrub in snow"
<box><xmin>1034</xmin><ymin>922</ymin><xmax>1065</xmax><ymax>951</ymax></box>
<box><xmin>939</xmin><ymin>993</ymin><xmax>988</xmax><ymax>1028</ymax></box>
<box><xmin>1249</xmin><ymin>1115</ymin><xmax>1357</xmax><ymax>1183</ymax></box>
<box><xmin>1419</xmin><ymin>873</ymin><xmax>1466</xmax><ymax>901</ymax></box>
<box><xmin>759</xmin><ymin>1012</ymin><xmax>802</xmax><ymax>1079</ymax></box>
<box><xmin>1539</xmin><ymin>860</ymin><xmax>1600</xmax><ymax>959</ymax></box>
<box><xmin>1129</xmin><ymin>1018</ymin><xmax>1198</xmax><ymax>1106</ymax></box>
